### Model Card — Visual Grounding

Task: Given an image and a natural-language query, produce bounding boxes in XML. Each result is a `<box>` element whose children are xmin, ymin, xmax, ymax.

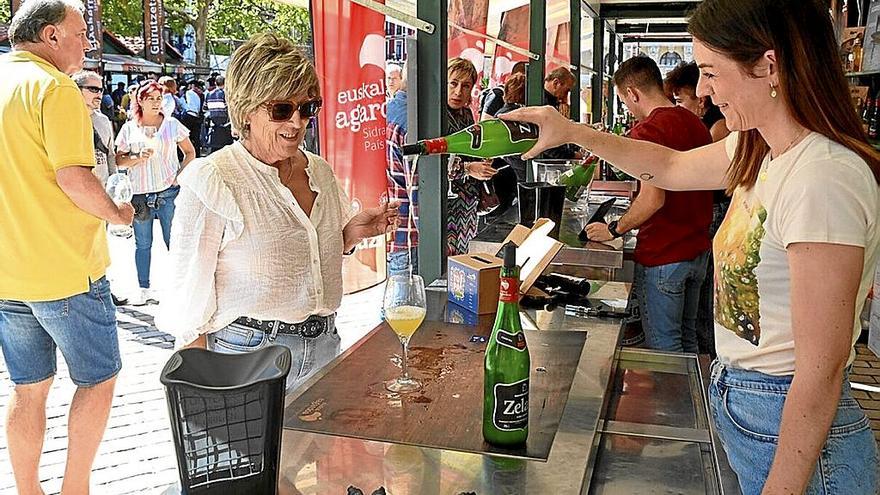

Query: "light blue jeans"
<box><xmin>388</xmin><ymin>248</ymin><xmax>419</xmax><ymax>278</ymax></box>
<box><xmin>0</xmin><ymin>277</ymin><xmax>120</xmax><ymax>387</ymax></box>
<box><xmin>133</xmin><ymin>185</ymin><xmax>179</xmax><ymax>288</ymax></box>
<box><xmin>635</xmin><ymin>250</ymin><xmax>709</xmax><ymax>353</ymax></box>
<box><xmin>208</xmin><ymin>322</ymin><xmax>341</xmax><ymax>393</ymax></box>
<box><xmin>709</xmin><ymin>361</ymin><xmax>879</xmax><ymax>495</ymax></box>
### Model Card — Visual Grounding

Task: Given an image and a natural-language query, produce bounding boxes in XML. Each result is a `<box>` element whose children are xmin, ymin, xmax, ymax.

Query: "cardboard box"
<box><xmin>446</xmin><ymin>301</ymin><xmax>480</xmax><ymax>326</ymax></box>
<box><xmin>448</xmin><ymin>253</ymin><xmax>502</xmax><ymax>314</ymax></box>
<box><xmin>850</xmin><ymin>85</ymin><xmax>869</xmax><ymax>114</ymax></box>
<box><xmin>501</xmin><ymin>218</ymin><xmax>565</xmax><ymax>295</ymax></box>
<box><xmin>842</xmin><ymin>27</ymin><xmax>865</xmax><ymax>72</ymax></box>
<box><xmin>447</xmin><ymin>218</ymin><xmax>564</xmax><ymax>314</ymax></box>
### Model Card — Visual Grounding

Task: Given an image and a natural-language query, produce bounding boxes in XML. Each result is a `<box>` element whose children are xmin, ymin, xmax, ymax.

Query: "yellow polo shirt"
<box><xmin>0</xmin><ymin>51</ymin><xmax>109</xmax><ymax>301</ymax></box>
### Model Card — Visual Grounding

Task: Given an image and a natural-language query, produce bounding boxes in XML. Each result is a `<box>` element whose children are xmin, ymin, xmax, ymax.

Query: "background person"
<box><xmin>204</xmin><ymin>75</ymin><xmax>235</xmax><ymax>154</ymax></box>
<box><xmin>665</xmin><ymin>60</ymin><xmax>732</xmax><ymax>358</ymax></box>
<box><xmin>446</xmin><ymin>57</ymin><xmax>497</xmax><ymax>255</ymax></box>
<box><xmin>386</xmin><ymin>65</ymin><xmax>419</xmax><ymax>276</ymax></box>
<box><xmin>115</xmin><ymin>80</ymin><xmax>196</xmax><ymax>306</ymax></box>
<box><xmin>494</xmin><ymin>72</ymin><xmax>528</xmax><ymax>182</ymax></box>
<box><xmin>0</xmin><ymin>2</ymin><xmax>134</xmax><ymax>493</ymax></box>
<box><xmin>583</xmin><ymin>56</ymin><xmax>713</xmax><ymax>353</ymax></box>
<box><xmin>74</xmin><ymin>69</ymin><xmax>129</xmax><ymax>307</ymax></box>
<box><xmin>479</xmin><ymin>60</ymin><xmax>526</xmax><ymax>122</ymax></box>
<box><xmin>157</xmin><ymin>33</ymin><xmax>399</xmax><ymax>392</ymax></box>
<box><xmin>504</xmin><ymin>0</ymin><xmax>880</xmax><ymax>491</ymax></box>
<box><xmin>386</xmin><ymin>62</ymin><xmax>403</xmax><ymax>98</ymax></box>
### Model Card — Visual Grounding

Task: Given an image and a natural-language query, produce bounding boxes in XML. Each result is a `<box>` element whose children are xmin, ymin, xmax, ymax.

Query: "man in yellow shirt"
<box><xmin>0</xmin><ymin>1</ymin><xmax>134</xmax><ymax>493</ymax></box>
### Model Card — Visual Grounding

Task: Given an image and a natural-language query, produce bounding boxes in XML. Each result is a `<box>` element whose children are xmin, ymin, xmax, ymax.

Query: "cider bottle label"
<box><xmin>492</xmin><ymin>378</ymin><xmax>529</xmax><ymax>431</ymax></box>
<box><xmin>496</xmin><ymin>329</ymin><xmax>527</xmax><ymax>352</ymax></box>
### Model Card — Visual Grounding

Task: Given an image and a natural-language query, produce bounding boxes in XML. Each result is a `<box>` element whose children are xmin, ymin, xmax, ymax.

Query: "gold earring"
<box><xmin>770</xmin><ymin>85</ymin><xmax>778</xmax><ymax>98</ymax></box>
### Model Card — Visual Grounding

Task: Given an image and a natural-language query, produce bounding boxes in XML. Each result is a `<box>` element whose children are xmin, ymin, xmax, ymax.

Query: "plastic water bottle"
<box><xmin>105</xmin><ymin>172</ymin><xmax>133</xmax><ymax>238</ymax></box>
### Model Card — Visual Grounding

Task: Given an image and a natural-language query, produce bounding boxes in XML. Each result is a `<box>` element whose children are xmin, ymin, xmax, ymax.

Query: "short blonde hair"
<box><xmin>158</xmin><ymin>75</ymin><xmax>177</xmax><ymax>94</ymax></box>
<box><xmin>225</xmin><ymin>32</ymin><xmax>320</xmax><ymax>137</ymax></box>
<box><xmin>447</xmin><ymin>57</ymin><xmax>478</xmax><ymax>85</ymax></box>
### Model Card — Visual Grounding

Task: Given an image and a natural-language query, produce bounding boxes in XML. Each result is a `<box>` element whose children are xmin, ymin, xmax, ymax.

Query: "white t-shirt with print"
<box><xmin>116</xmin><ymin>117</ymin><xmax>189</xmax><ymax>194</ymax></box>
<box><xmin>714</xmin><ymin>131</ymin><xmax>880</xmax><ymax>375</ymax></box>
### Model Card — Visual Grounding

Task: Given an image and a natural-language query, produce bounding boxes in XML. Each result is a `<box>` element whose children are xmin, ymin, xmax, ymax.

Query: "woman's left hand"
<box><xmin>343</xmin><ymin>201</ymin><xmax>401</xmax><ymax>249</ymax></box>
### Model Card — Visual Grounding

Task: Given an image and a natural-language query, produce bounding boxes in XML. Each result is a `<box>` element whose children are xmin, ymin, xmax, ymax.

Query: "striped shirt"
<box><xmin>115</xmin><ymin>117</ymin><xmax>189</xmax><ymax>194</ymax></box>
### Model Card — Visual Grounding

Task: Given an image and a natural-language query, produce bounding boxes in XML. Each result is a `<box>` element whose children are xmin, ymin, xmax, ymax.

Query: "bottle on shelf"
<box><xmin>870</xmin><ymin>90</ymin><xmax>880</xmax><ymax>140</ymax></box>
<box><xmin>401</xmin><ymin>119</ymin><xmax>538</xmax><ymax>159</ymax></box>
<box><xmin>853</xmin><ymin>38</ymin><xmax>864</xmax><ymax>73</ymax></box>
<box><xmin>862</xmin><ymin>94</ymin><xmax>874</xmax><ymax>128</ymax></box>
<box><xmin>483</xmin><ymin>243</ymin><xmax>530</xmax><ymax>447</ymax></box>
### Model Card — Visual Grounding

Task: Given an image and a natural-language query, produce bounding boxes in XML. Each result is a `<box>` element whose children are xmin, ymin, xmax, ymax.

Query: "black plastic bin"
<box><xmin>160</xmin><ymin>345</ymin><xmax>292</xmax><ymax>495</ymax></box>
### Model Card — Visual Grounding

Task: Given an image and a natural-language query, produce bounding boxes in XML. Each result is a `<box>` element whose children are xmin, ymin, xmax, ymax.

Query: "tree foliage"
<box><xmin>101</xmin><ymin>0</ymin><xmax>311</xmax><ymax>60</ymax></box>
<box><xmin>0</xmin><ymin>2</ymin><xmax>10</xmax><ymax>24</ymax></box>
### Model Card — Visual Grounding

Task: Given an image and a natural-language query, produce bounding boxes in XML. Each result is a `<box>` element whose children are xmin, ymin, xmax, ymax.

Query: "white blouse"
<box><xmin>157</xmin><ymin>141</ymin><xmax>355</xmax><ymax>346</ymax></box>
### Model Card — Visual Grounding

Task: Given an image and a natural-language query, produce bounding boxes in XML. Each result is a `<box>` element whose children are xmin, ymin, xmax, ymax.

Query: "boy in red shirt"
<box><xmin>584</xmin><ymin>56</ymin><xmax>713</xmax><ymax>352</ymax></box>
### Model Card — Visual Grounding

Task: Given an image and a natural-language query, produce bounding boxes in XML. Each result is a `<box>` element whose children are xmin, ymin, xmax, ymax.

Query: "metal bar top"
<box><xmin>469</xmin><ymin>197</ymin><xmax>634</xmax><ymax>269</ymax></box>
<box><xmin>278</xmin><ymin>289</ymin><xmax>624</xmax><ymax>494</ymax></box>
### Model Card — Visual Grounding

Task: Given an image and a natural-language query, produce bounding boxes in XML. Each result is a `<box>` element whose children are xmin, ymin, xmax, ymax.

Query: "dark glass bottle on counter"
<box><xmin>483</xmin><ymin>243</ymin><xmax>530</xmax><ymax>447</ymax></box>
<box><xmin>870</xmin><ymin>89</ymin><xmax>880</xmax><ymax>140</ymax></box>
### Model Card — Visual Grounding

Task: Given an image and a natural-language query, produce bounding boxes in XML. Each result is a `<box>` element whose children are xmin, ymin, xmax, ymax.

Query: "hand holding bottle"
<box><xmin>499</xmin><ymin>106</ymin><xmax>583</xmax><ymax>160</ymax></box>
<box><xmin>112</xmin><ymin>203</ymin><xmax>135</xmax><ymax>226</ymax></box>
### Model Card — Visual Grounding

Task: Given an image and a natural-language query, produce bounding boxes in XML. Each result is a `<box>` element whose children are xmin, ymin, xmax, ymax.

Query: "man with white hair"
<box><xmin>386</xmin><ymin>62</ymin><xmax>403</xmax><ymax>98</ymax></box>
<box><xmin>0</xmin><ymin>1</ymin><xmax>134</xmax><ymax>493</ymax></box>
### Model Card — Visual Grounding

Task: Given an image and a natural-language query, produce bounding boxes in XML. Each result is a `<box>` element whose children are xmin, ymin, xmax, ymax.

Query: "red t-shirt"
<box><xmin>628</xmin><ymin>106</ymin><xmax>713</xmax><ymax>267</ymax></box>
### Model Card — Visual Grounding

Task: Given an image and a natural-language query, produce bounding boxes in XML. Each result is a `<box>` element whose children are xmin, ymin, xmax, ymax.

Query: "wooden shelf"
<box><xmin>846</xmin><ymin>69</ymin><xmax>880</xmax><ymax>77</ymax></box>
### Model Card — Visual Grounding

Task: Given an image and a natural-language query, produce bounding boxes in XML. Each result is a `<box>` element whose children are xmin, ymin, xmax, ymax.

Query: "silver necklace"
<box><xmin>761</xmin><ymin>128</ymin><xmax>809</xmax><ymax>181</ymax></box>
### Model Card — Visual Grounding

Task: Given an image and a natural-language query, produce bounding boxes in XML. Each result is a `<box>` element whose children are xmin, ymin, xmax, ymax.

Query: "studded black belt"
<box><xmin>233</xmin><ymin>314</ymin><xmax>334</xmax><ymax>339</ymax></box>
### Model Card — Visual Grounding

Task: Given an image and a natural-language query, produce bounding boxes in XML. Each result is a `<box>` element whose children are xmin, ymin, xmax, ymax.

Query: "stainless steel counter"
<box><xmin>469</xmin><ymin>198</ymin><xmax>635</xmax><ymax>270</ymax></box>
<box><xmin>278</xmin><ymin>287</ymin><xmax>625</xmax><ymax>494</ymax></box>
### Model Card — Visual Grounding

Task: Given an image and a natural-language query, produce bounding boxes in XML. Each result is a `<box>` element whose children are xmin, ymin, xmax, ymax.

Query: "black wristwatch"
<box><xmin>607</xmin><ymin>220</ymin><xmax>623</xmax><ymax>239</ymax></box>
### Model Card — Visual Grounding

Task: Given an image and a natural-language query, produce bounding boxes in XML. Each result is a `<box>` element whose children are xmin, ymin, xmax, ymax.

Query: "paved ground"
<box><xmin>0</xmin><ymin>228</ymin><xmax>385</xmax><ymax>494</ymax></box>
<box><xmin>1</xmin><ymin>227</ymin><xmax>878</xmax><ymax>494</ymax></box>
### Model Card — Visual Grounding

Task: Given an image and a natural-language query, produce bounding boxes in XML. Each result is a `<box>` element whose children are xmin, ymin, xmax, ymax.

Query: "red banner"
<box><xmin>490</xmin><ymin>5</ymin><xmax>530</xmax><ymax>88</ymax></box>
<box><xmin>448</xmin><ymin>0</ymin><xmax>490</xmax><ymax>116</ymax></box>
<box><xmin>311</xmin><ymin>0</ymin><xmax>388</xmax><ymax>292</ymax></box>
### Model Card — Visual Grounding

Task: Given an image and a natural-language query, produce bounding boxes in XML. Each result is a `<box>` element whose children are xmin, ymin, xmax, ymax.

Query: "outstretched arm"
<box><xmin>501</xmin><ymin>106</ymin><xmax>732</xmax><ymax>191</ymax></box>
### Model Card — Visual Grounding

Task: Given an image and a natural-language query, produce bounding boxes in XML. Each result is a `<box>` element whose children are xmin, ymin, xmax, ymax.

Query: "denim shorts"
<box><xmin>208</xmin><ymin>321</ymin><xmax>341</xmax><ymax>392</ymax></box>
<box><xmin>709</xmin><ymin>361</ymin><xmax>879</xmax><ymax>494</ymax></box>
<box><xmin>0</xmin><ymin>277</ymin><xmax>121</xmax><ymax>387</ymax></box>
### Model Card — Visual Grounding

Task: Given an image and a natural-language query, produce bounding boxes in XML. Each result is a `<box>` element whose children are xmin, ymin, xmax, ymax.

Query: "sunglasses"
<box><xmin>79</xmin><ymin>85</ymin><xmax>103</xmax><ymax>94</ymax></box>
<box><xmin>264</xmin><ymin>98</ymin><xmax>323</xmax><ymax>121</ymax></box>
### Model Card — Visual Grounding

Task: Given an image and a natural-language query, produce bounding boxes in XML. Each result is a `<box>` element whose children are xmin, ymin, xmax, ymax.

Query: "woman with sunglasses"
<box><xmin>157</xmin><ymin>33</ymin><xmax>399</xmax><ymax>392</ymax></box>
<box><xmin>115</xmin><ymin>80</ymin><xmax>197</xmax><ymax>306</ymax></box>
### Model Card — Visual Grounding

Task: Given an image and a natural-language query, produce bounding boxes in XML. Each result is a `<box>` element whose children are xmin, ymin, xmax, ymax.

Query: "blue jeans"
<box><xmin>388</xmin><ymin>248</ymin><xmax>419</xmax><ymax>277</ymax></box>
<box><xmin>635</xmin><ymin>250</ymin><xmax>709</xmax><ymax>353</ymax></box>
<box><xmin>0</xmin><ymin>277</ymin><xmax>121</xmax><ymax>387</ymax></box>
<box><xmin>709</xmin><ymin>361</ymin><xmax>879</xmax><ymax>494</ymax></box>
<box><xmin>132</xmin><ymin>185</ymin><xmax>179</xmax><ymax>288</ymax></box>
<box><xmin>208</xmin><ymin>322</ymin><xmax>341</xmax><ymax>392</ymax></box>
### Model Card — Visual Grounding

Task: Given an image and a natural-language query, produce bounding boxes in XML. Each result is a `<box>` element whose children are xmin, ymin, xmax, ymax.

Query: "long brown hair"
<box><xmin>689</xmin><ymin>0</ymin><xmax>880</xmax><ymax>193</ymax></box>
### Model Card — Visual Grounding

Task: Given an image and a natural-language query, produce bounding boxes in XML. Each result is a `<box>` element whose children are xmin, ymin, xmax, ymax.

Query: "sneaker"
<box><xmin>111</xmin><ymin>293</ymin><xmax>128</xmax><ymax>306</ymax></box>
<box><xmin>144</xmin><ymin>288</ymin><xmax>159</xmax><ymax>305</ymax></box>
<box><xmin>129</xmin><ymin>288</ymin><xmax>157</xmax><ymax>306</ymax></box>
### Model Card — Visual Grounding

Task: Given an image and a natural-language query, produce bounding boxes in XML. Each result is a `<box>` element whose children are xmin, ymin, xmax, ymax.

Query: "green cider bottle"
<box><xmin>483</xmin><ymin>243</ymin><xmax>530</xmax><ymax>447</ymax></box>
<box><xmin>558</xmin><ymin>156</ymin><xmax>599</xmax><ymax>202</ymax></box>
<box><xmin>401</xmin><ymin>119</ymin><xmax>538</xmax><ymax>159</ymax></box>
